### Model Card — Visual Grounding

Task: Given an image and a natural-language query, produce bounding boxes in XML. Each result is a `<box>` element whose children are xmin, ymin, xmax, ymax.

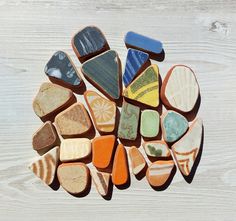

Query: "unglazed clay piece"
<box><xmin>91</xmin><ymin>170</ymin><xmax>110</xmax><ymax>196</ymax></box>
<box><xmin>33</xmin><ymin>82</ymin><xmax>76</xmax><ymax>121</ymax></box>
<box><xmin>60</xmin><ymin>138</ymin><xmax>91</xmax><ymax>162</ymax></box>
<box><xmin>29</xmin><ymin>146</ymin><xmax>59</xmax><ymax>185</ymax></box>
<box><xmin>128</xmin><ymin>146</ymin><xmax>146</xmax><ymax>175</ymax></box>
<box><xmin>57</xmin><ymin>162</ymin><xmax>90</xmax><ymax>195</ymax></box>
<box><xmin>118</xmin><ymin>100</ymin><xmax>140</xmax><ymax>140</ymax></box>
<box><xmin>44</xmin><ymin>51</ymin><xmax>83</xmax><ymax>91</ymax></box>
<box><xmin>140</xmin><ymin>109</ymin><xmax>160</xmax><ymax>138</ymax></box>
<box><xmin>123</xmin><ymin>64</ymin><xmax>159</xmax><ymax>107</ymax></box>
<box><xmin>72</xmin><ymin>26</ymin><xmax>109</xmax><ymax>63</ymax></box>
<box><xmin>84</xmin><ymin>90</ymin><xmax>116</xmax><ymax>133</ymax></box>
<box><xmin>55</xmin><ymin>102</ymin><xmax>92</xmax><ymax>137</ymax></box>
<box><xmin>92</xmin><ymin>135</ymin><xmax>116</xmax><ymax>170</ymax></box>
<box><xmin>32</xmin><ymin>121</ymin><xmax>59</xmax><ymax>152</ymax></box>
<box><xmin>161</xmin><ymin>110</ymin><xmax>188</xmax><ymax>143</ymax></box>
<box><xmin>112</xmin><ymin>144</ymin><xmax>129</xmax><ymax>186</ymax></box>
<box><xmin>172</xmin><ymin>118</ymin><xmax>203</xmax><ymax>176</ymax></box>
<box><xmin>146</xmin><ymin>160</ymin><xmax>175</xmax><ymax>187</ymax></box>
<box><xmin>142</xmin><ymin>141</ymin><xmax>171</xmax><ymax>158</ymax></box>
<box><xmin>123</xmin><ymin>49</ymin><xmax>149</xmax><ymax>87</ymax></box>
<box><xmin>161</xmin><ymin>65</ymin><xmax>199</xmax><ymax>113</ymax></box>
<box><xmin>81</xmin><ymin>50</ymin><xmax>121</xmax><ymax>100</ymax></box>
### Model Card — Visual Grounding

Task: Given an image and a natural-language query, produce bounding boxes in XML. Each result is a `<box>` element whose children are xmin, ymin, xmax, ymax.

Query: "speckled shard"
<box><xmin>123</xmin><ymin>49</ymin><xmax>149</xmax><ymax>87</ymax></box>
<box><xmin>123</xmin><ymin>64</ymin><xmax>159</xmax><ymax>107</ymax></box>
<box><xmin>118</xmin><ymin>100</ymin><xmax>140</xmax><ymax>140</ymax></box>
<box><xmin>72</xmin><ymin>26</ymin><xmax>110</xmax><ymax>63</ymax></box>
<box><xmin>81</xmin><ymin>50</ymin><xmax>121</xmax><ymax>100</ymax></box>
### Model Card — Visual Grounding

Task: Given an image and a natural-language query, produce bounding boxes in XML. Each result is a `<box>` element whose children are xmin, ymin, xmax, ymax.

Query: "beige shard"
<box><xmin>91</xmin><ymin>170</ymin><xmax>110</xmax><ymax>196</ymax></box>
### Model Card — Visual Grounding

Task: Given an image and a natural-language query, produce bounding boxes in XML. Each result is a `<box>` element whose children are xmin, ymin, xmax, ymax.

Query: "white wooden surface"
<box><xmin>0</xmin><ymin>0</ymin><xmax>236</xmax><ymax>220</ymax></box>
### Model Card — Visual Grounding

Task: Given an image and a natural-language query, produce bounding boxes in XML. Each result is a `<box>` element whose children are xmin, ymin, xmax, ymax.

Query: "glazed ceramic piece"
<box><xmin>128</xmin><ymin>146</ymin><xmax>146</xmax><ymax>175</ymax></box>
<box><xmin>57</xmin><ymin>162</ymin><xmax>90</xmax><ymax>195</ymax></box>
<box><xmin>124</xmin><ymin>31</ymin><xmax>163</xmax><ymax>55</ymax></box>
<box><xmin>84</xmin><ymin>90</ymin><xmax>116</xmax><ymax>133</ymax></box>
<box><xmin>91</xmin><ymin>170</ymin><xmax>110</xmax><ymax>196</ymax></box>
<box><xmin>92</xmin><ymin>135</ymin><xmax>116</xmax><ymax>170</ymax></box>
<box><xmin>33</xmin><ymin>82</ymin><xmax>76</xmax><ymax>121</ymax></box>
<box><xmin>172</xmin><ymin>118</ymin><xmax>203</xmax><ymax>176</ymax></box>
<box><xmin>55</xmin><ymin>102</ymin><xmax>92</xmax><ymax>137</ymax></box>
<box><xmin>123</xmin><ymin>64</ymin><xmax>159</xmax><ymax>107</ymax></box>
<box><xmin>161</xmin><ymin>110</ymin><xmax>188</xmax><ymax>143</ymax></box>
<box><xmin>29</xmin><ymin>146</ymin><xmax>59</xmax><ymax>185</ymax></box>
<box><xmin>32</xmin><ymin>121</ymin><xmax>59</xmax><ymax>153</ymax></box>
<box><xmin>60</xmin><ymin>138</ymin><xmax>91</xmax><ymax>162</ymax></box>
<box><xmin>118</xmin><ymin>100</ymin><xmax>140</xmax><ymax>140</ymax></box>
<box><xmin>140</xmin><ymin>110</ymin><xmax>160</xmax><ymax>138</ymax></box>
<box><xmin>112</xmin><ymin>144</ymin><xmax>129</xmax><ymax>186</ymax></box>
<box><xmin>72</xmin><ymin>26</ymin><xmax>109</xmax><ymax>63</ymax></box>
<box><xmin>161</xmin><ymin>65</ymin><xmax>199</xmax><ymax>113</ymax></box>
<box><xmin>146</xmin><ymin>160</ymin><xmax>175</xmax><ymax>187</ymax></box>
<box><xmin>123</xmin><ymin>49</ymin><xmax>149</xmax><ymax>87</ymax></box>
<box><xmin>142</xmin><ymin>141</ymin><xmax>171</xmax><ymax>158</ymax></box>
<box><xmin>44</xmin><ymin>51</ymin><xmax>83</xmax><ymax>91</ymax></box>
<box><xmin>81</xmin><ymin>50</ymin><xmax>121</xmax><ymax>100</ymax></box>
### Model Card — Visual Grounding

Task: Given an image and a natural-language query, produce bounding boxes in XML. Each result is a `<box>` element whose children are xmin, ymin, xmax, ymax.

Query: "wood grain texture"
<box><xmin>0</xmin><ymin>0</ymin><xmax>236</xmax><ymax>220</ymax></box>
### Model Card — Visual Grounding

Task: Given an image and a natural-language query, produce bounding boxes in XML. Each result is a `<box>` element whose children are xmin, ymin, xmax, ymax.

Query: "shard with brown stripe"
<box><xmin>91</xmin><ymin>170</ymin><xmax>110</xmax><ymax>196</ymax></box>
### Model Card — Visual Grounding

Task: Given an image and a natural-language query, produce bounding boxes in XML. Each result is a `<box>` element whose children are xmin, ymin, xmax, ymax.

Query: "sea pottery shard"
<box><xmin>84</xmin><ymin>90</ymin><xmax>116</xmax><ymax>133</ymax></box>
<box><xmin>81</xmin><ymin>50</ymin><xmax>121</xmax><ymax>100</ymax></box>
<box><xmin>29</xmin><ymin>146</ymin><xmax>59</xmax><ymax>185</ymax></box>
<box><xmin>118</xmin><ymin>100</ymin><xmax>140</xmax><ymax>140</ymax></box>
<box><xmin>55</xmin><ymin>102</ymin><xmax>92</xmax><ymax>137</ymax></box>
<box><xmin>161</xmin><ymin>65</ymin><xmax>199</xmax><ymax>113</ymax></box>
<box><xmin>72</xmin><ymin>26</ymin><xmax>110</xmax><ymax>63</ymax></box>
<box><xmin>44</xmin><ymin>51</ymin><xmax>83</xmax><ymax>91</ymax></box>
<box><xmin>32</xmin><ymin>82</ymin><xmax>76</xmax><ymax>122</ymax></box>
<box><xmin>171</xmin><ymin>118</ymin><xmax>203</xmax><ymax>176</ymax></box>
<box><xmin>57</xmin><ymin>162</ymin><xmax>90</xmax><ymax>195</ymax></box>
<box><xmin>123</xmin><ymin>49</ymin><xmax>149</xmax><ymax>87</ymax></box>
<box><xmin>60</xmin><ymin>138</ymin><xmax>91</xmax><ymax>162</ymax></box>
<box><xmin>123</xmin><ymin>64</ymin><xmax>159</xmax><ymax>107</ymax></box>
<box><xmin>161</xmin><ymin>110</ymin><xmax>188</xmax><ymax>143</ymax></box>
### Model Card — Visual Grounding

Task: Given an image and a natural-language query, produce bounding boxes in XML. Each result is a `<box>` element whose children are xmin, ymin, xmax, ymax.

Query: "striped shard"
<box><xmin>91</xmin><ymin>170</ymin><xmax>110</xmax><ymax>196</ymax></box>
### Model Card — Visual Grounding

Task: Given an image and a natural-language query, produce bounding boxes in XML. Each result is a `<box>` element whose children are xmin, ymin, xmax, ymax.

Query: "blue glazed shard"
<box><xmin>124</xmin><ymin>31</ymin><xmax>163</xmax><ymax>54</ymax></box>
<box><xmin>123</xmin><ymin>49</ymin><xmax>149</xmax><ymax>87</ymax></box>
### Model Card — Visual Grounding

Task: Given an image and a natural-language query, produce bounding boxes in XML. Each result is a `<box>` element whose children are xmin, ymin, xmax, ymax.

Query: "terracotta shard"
<box><xmin>57</xmin><ymin>162</ymin><xmax>90</xmax><ymax>195</ymax></box>
<box><xmin>55</xmin><ymin>102</ymin><xmax>92</xmax><ymax>137</ymax></box>
<box><xmin>172</xmin><ymin>118</ymin><xmax>203</xmax><ymax>176</ymax></box>
<box><xmin>91</xmin><ymin>170</ymin><xmax>110</xmax><ymax>196</ymax></box>
<box><xmin>84</xmin><ymin>90</ymin><xmax>116</xmax><ymax>133</ymax></box>
<box><xmin>29</xmin><ymin>146</ymin><xmax>59</xmax><ymax>185</ymax></box>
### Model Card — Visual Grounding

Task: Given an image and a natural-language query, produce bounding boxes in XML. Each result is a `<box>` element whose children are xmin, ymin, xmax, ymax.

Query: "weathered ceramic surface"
<box><xmin>140</xmin><ymin>110</ymin><xmax>160</xmax><ymax>138</ymax></box>
<box><xmin>84</xmin><ymin>90</ymin><xmax>116</xmax><ymax>133</ymax></box>
<box><xmin>29</xmin><ymin>146</ymin><xmax>59</xmax><ymax>185</ymax></box>
<box><xmin>123</xmin><ymin>64</ymin><xmax>159</xmax><ymax>107</ymax></box>
<box><xmin>60</xmin><ymin>138</ymin><xmax>91</xmax><ymax>162</ymax></box>
<box><xmin>172</xmin><ymin>118</ymin><xmax>203</xmax><ymax>176</ymax></box>
<box><xmin>161</xmin><ymin>111</ymin><xmax>188</xmax><ymax>143</ymax></box>
<box><xmin>128</xmin><ymin>146</ymin><xmax>146</xmax><ymax>175</ymax></box>
<box><xmin>146</xmin><ymin>160</ymin><xmax>175</xmax><ymax>187</ymax></box>
<box><xmin>124</xmin><ymin>31</ymin><xmax>163</xmax><ymax>54</ymax></box>
<box><xmin>118</xmin><ymin>100</ymin><xmax>140</xmax><ymax>140</ymax></box>
<box><xmin>72</xmin><ymin>26</ymin><xmax>109</xmax><ymax>59</ymax></box>
<box><xmin>57</xmin><ymin>162</ymin><xmax>90</xmax><ymax>195</ymax></box>
<box><xmin>32</xmin><ymin>121</ymin><xmax>59</xmax><ymax>152</ymax></box>
<box><xmin>81</xmin><ymin>50</ymin><xmax>121</xmax><ymax>100</ymax></box>
<box><xmin>91</xmin><ymin>170</ymin><xmax>110</xmax><ymax>196</ymax></box>
<box><xmin>143</xmin><ymin>141</ymin><xmax>171</xmax><ymax>158</ymax></box>
<box><xmin>55</xmin><ymin>102</ymin><xmax>92</xmax><ymax>137</ymax></box>
<box><xmin>161</xmin><ymin>65</ymin><xmax>199</xmax><ymax>113</ymax></box>
<box><xmin>123</xmin><ymin>49</ymin><xmax>149</xmax><ymax>87</ymax></box>
<box><xmin>44</xmin><ymin>51</ymin><xmax>82</xmax><ymax>86</ymax></box>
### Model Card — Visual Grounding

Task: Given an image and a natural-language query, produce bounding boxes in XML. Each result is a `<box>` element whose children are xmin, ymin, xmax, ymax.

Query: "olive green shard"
<box><xmin>147</xmin><ymin>145</ymin><xmax>162</xmax><ymax>157</ymax></box>
<box><xmin>118</xmin><ymin>101</ymin><xmax>140</xmax><ymax>140</ymax></box>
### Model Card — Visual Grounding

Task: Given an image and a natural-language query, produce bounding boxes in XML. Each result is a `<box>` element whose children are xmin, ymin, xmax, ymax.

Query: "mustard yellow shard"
<box><xmin>123</xmin><ymin>64</ymin><xmax>159</xmax><ymax>107</ymax></box>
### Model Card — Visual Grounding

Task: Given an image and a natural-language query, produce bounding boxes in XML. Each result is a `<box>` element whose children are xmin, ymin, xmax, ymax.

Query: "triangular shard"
<box><xmin>91</xmin><ymin>170</ymin><xmax>110</xmax><ymax>196</ymax></box>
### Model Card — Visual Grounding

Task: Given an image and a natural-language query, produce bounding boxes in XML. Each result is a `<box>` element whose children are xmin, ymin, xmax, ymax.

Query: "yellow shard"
<box><xmin>123</xmin><ymin>64</ymin><xmax>159</xmax><ymax>107</ymax></box>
